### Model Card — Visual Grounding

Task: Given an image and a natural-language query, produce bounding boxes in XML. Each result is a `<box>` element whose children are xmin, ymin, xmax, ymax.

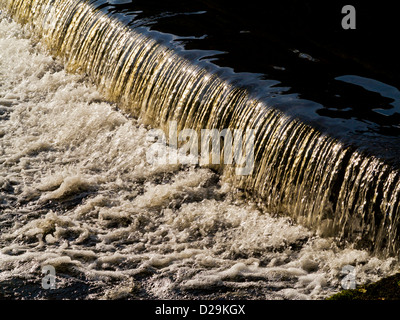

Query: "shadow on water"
<box><xmin>0</xmin><ymin>276</ymin><xmax>94</xmax><ymax>300</ymax></box>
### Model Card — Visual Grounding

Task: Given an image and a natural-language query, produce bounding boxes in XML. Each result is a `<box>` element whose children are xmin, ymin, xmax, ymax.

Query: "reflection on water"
<box><xmin>103</xmin><ymin>0</ymin><xmax>400</xmax><ymax>160</ymax></box>
<box><xmin>336</xmin><ymin>75</ymin><xmax>400</xmax><ymax>117</ymax></box>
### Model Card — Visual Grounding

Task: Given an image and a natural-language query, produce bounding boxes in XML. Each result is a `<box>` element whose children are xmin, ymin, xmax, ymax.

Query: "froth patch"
<box><xmin>40</xmin><ymin>175</ymin><xmax>94</xmax><ymax>201</ymax></box>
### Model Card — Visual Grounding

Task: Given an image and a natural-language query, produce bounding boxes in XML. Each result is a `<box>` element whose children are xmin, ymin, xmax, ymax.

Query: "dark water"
<box><xmin>101</xmin><ymin>0</ymin><xmax>400</xmax><ymax>163</ymax></box>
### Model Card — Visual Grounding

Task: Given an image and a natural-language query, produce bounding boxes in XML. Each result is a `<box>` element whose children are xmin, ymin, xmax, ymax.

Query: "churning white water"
<box><xmin>0</xmin><ymin>15</ymin><xmax>398</xmax><ymax>300</ymax></box>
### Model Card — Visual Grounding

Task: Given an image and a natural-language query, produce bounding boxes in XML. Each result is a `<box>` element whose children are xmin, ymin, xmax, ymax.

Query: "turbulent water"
<box><xmin>0</xmin><ymin>15</ymin><xmax>398</xmax><ymax>300</ymax></box>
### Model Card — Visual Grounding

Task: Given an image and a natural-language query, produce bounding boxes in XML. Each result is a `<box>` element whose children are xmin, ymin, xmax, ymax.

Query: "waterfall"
<box><xmin>2</xmin><ymin>0</ymin><xmax>399</xmax><ymax>256</ymax></box>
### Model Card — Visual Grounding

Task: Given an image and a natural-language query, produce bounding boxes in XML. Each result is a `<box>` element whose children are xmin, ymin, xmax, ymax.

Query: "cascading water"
<box><xmin>0</xmin><ymin>0</ymin><xmax>399</xmax><ymax>300</ymax></box>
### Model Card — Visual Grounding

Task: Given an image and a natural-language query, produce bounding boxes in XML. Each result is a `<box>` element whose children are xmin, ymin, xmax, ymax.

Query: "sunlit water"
<box><xmin>0</xmin><ymin>16</ymin><xmax>398</xmax><ymax>300</ymax></box>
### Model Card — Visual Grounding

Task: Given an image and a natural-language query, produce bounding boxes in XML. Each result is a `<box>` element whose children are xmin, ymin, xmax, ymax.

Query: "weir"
<box><xmin>2</xmin><ymin>0</ymin><xmax>399</xmax><ymax>256</ymax></box>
